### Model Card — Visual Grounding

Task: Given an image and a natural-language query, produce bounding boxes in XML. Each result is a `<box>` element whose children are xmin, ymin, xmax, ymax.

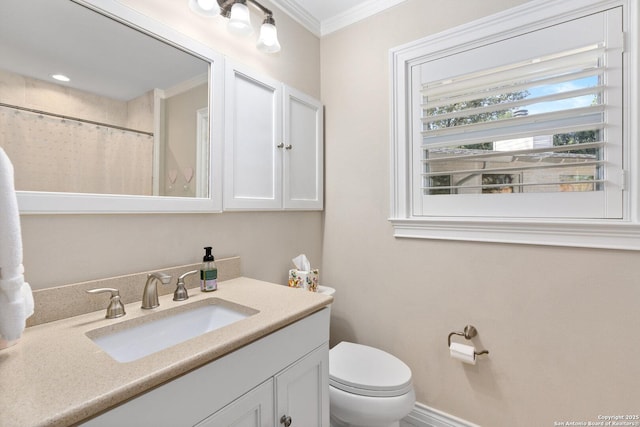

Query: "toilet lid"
<box><xmin>329</xmin><ymin>342</ymin><xmax>413</xmax><ymax>397</ymax></box>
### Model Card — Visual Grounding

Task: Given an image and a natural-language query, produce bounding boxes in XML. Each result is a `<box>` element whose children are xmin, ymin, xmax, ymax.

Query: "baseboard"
<box><xmin>400</xmin><ymin>403</ymin><xmax>480</xmax><ymax>427</ymax></box>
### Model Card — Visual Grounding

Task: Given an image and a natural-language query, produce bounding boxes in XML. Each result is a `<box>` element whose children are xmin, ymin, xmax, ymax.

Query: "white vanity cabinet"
<box><xmin>195</xmin><ymin>379</ymin><xmax>274</xmax><ymax>427</ymax></box>
<box><xmin>223</xmin><ymin>63</ymin><xmax>323</xmax><ymax>211</ymax></box>
<box><xmin>275</xmin><ymin>344</ymin><xmax>328</xmax><ymax>426</ymax></box>
<box><xmin>197</xmin><ymin>345</ymin><xmax>328</xmax><ymax>427</ymax></box>
<box><xmin>81</xmin><ymin>308</ymin><xmax>330</xmax><ymax>427</ymax></box>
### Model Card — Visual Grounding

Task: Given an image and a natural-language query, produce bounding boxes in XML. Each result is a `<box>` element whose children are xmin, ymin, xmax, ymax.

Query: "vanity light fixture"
<box><xmin>188</xmin><ymin>0</ymin><xmax>281</xmax><ymax>53</ymax></box>
<box><xmin>256</xmin><ymin>14</ymin><xmax>280</xmax><ymax>53</ymax></box>
<box><xmin>189</xmin><ymin>0</ymin><xmax>221</xmax><ymax>17</ymax></box>
<box><xmin>227</xmin><ymin>1</ymin><xmax>253</xmax><ymax>36</ymax></box>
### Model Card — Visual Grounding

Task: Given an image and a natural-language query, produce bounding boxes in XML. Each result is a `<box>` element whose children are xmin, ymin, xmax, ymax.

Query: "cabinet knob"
<box><xmin>277</xmin><ymin>143</ymin><xmax>285</xmax><ymax>148</ymax></box>
<box><xmin>285</xmin><ymin>144</ymin><xmax>292</xmax><ymax>150</ymax></box>
<box><xmin>280</xmin><ymin>415</ymin><xmax>292</xmax><ymax>426</ymax></box>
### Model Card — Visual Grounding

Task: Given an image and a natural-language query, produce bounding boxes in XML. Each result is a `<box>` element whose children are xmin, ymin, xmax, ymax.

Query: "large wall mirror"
<box><xmin>0</xmin><ymin>0</ymin><xmax>223</xmax><ymax>213</ymax></box>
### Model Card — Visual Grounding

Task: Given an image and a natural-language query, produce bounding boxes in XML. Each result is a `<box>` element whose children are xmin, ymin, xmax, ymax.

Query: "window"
<box><xmin>390</xmin><ymin>0</ymin><xmax>640</xmax><ymax>249</ymax></box>
<box><xmin>415</xmin><ymin>7</ymin><xmax>622</xmax><ymax>219</ymax></box>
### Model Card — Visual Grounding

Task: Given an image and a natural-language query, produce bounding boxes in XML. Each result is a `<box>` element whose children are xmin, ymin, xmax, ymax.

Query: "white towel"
<box><xmin>0</xmin><ymin>147</ymin><xmax>34</xmax><ymax>343</ymax></box>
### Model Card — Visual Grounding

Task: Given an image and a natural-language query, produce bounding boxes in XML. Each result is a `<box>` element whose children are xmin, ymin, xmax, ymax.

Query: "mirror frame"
<box><xmin>16</xmin><ymin>0</ymin><xmax>224</xmax><ymax>214</ymax></box>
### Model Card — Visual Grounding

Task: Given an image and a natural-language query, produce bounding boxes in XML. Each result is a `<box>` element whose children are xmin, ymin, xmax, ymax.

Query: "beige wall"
<box><xmin>0</xmin><ymin>68</ymin><xmax>132</xmax><ymax>128</ymax></box>
<box><xmin>20</xmin><ymin>0</ymin><xmax>322</xmax><ymax>289</ymax></box>
<box><xmin>321</xmin><ymin>0</ymin><xmax>640</xmax><ymax>425</ymax></box>
<box><xmin>162</xmin><ymin>83</ymin><xmax>208</xmax><ymax>197</ymax></box>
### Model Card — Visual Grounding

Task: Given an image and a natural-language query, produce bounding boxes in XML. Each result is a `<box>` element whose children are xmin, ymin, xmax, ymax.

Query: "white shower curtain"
<box><xmin>0</xmin><ymin>107</ymin><xmax>153</xmax><ymax>195</ymax></box>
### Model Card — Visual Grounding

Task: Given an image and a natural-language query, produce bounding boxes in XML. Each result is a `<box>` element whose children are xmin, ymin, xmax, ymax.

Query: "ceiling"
<box><xmin>271</xmin><ymin>0</ymin><xmax>407</xmax><ymax>36</ymax></box>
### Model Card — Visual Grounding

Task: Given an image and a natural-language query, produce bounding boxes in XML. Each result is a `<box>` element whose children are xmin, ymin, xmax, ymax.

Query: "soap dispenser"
<box><xmin>200</xmin><ymin>246</ymin><xmax>218</xmax><ymax>292</ymax></box>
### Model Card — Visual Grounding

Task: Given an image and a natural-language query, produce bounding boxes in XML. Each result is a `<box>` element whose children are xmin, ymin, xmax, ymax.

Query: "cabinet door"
<box><xmin>283</xmin><ymin>86</ymin><xmax>323</xmax><ymax>210</ymax></box>
<box><xmin>224</xmin><ymin>63</ymin><xmax>282</xmax><ymax>210</ymax></box>
<box><xmin>275</xmin><ymin>345</ymin><xmax>329</xmax><ymax>427</ymax></box>
<box><xmin>196</xmin><ymin>379</ymin><xmax>274</xmax><ymax>427</ymax></box>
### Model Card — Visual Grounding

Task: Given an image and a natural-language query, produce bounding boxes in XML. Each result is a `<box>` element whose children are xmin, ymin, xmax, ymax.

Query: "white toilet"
<box><xmin>317</xmin><ymin>286</ymin><xmax>416</xmax><ymax>427</ymax></box>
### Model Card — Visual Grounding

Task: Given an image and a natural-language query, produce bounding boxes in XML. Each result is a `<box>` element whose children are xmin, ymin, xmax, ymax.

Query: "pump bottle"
<box><xmin>200</xmin><ymin>246</ymin><xmax>218</xmax><ymax>292</ymax></box>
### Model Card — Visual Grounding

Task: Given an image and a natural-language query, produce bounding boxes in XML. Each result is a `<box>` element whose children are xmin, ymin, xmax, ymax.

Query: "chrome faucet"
<box><xmin>141</xmin><ymin>272</ymin><xmax>172</xmax><ymax>309</ymax></box>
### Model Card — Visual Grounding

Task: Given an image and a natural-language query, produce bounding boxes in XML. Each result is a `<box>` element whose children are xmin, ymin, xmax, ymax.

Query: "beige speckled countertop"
<box><xmin>0</xmin><ymin>277</ymin><xmax>332</xmax><ymax>427</ymax></box>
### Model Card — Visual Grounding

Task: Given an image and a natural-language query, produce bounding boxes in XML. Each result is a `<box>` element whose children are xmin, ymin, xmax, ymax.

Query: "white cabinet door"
<box><xmin>224</xmin><ymin>63</ymin><xmax>323</xmax><ymax>211</ymax></box>
<box><xmin>224</xmin><ymin>63</ymin><xmax>282</xmax><ymax>210</ymax></box>
<box><xmin>275</xmin><ymin>344</ymin><xmax>329</xmax><ymax>427</ymax></box>
<box><xmin>196</xmin><ymin>379</ymin><xmax>274</xmax><ymax>427</ymax></box>
<box><xmin>283</xmin><ymin>86</ymin><xmax>323</xmax><ymax>210</ymax></box>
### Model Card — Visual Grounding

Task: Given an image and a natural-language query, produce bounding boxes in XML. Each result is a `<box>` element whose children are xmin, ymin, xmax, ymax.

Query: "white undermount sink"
<box><xmin>86</xmin><ymin>298</ymin><xmax>258</xmax><ymax>363</ymax></box>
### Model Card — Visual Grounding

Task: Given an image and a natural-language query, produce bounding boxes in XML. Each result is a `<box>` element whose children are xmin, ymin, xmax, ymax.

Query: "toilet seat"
<box><xmin>329</xmin><ymin>342</ymin><xmax>413</xmax><ymax>398</ymax></box>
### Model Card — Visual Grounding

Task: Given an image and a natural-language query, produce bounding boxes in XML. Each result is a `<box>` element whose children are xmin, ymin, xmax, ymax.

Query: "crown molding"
<box><xmin>270</xmin><ymin>0</ymin><xmax>408</xmax><ymax>37</ymax></box>
<box><xmin>270</xmin><ymin>0</ymin><xmax>321</xmax><ymax>36</ymax></box>
<box><xmin>321</xmin><ymin>0</ymin><xmax>407</xmax><ymax>36</ymax></box>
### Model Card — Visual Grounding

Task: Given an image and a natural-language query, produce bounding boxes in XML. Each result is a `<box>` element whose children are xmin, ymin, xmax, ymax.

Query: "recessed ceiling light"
<box><xmin>51</xmin><ymin>74</ymin><xmax>71</xmax><ymax>82</ymax></box>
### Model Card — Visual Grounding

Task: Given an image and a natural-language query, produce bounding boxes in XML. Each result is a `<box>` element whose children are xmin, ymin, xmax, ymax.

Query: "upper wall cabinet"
<box><xmin>224</xmin><ymin>63</ymin><xmax>323</xmax><ymax>210</ymax></box>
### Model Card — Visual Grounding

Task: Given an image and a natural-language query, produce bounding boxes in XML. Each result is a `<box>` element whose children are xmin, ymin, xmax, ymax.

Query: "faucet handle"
<box><xmin>86</xmin><ymin>288</ymin><xmax>126</xmax><ymax>319</ymax></box>
<box><xmin>174</xmin><ymin>270</ymin><xmax>198</xmax><ymax>301</ymax></box>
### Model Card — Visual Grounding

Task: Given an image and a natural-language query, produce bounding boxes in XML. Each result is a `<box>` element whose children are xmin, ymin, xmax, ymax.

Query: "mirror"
<box><xmin>0</xmin><ymin>0</ymin><xmax>223</xmax><ymax>213</ymax></box>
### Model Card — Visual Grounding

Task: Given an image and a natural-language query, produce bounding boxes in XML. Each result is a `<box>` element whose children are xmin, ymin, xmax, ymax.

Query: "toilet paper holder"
<box><xmin>448</xmin><ymin>325</ymin><xmax>489</xmax><ymax>356</ymax></box>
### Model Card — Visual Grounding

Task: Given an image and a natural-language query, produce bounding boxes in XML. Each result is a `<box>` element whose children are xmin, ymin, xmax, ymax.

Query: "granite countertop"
<box><xmin>0</xmin><ymin>277</ymin><xmax>332</xmax><ymax>427</ymax></box>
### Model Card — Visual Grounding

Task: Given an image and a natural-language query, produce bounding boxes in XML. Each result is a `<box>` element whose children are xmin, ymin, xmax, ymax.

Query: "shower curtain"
<box><xmin>0</xmin><ymin>107</ymin><xmax>154</xmax><ymax>196</ymax></box>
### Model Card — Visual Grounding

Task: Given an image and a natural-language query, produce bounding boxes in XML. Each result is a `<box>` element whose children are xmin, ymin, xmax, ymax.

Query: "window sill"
<box><xmin>389</xmin><ymin>217</ymin><xmax>640</xmax><ymax>250</ymax></box>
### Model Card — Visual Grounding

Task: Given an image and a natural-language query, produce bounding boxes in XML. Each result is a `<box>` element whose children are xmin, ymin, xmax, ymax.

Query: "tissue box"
<box><xmin>288</xmin><ymin>269</ymin><xmax>319</xmax><ymax>292</ymax></box>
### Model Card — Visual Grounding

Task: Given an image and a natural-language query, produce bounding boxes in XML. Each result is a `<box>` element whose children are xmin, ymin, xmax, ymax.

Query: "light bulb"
<box><xmin>228</xmin><ymin>2</ymin><xmax>253</xmax><ymax>36</ymax></box>
<box><xmin>188</xmin><ymin>0</ymin><xmax>220</xmax><ymax>17</ymax></box>
<box><xmin>257</xmin><ymin>21</ymin><xmax>281</xmax><ymax>53</ymax></box>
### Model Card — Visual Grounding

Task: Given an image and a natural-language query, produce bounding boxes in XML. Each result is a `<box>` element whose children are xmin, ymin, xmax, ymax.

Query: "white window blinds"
<box><xmin>413</xmin><ymin>8</ymin><xmax>623</xmax><ymax>219</ymax></box>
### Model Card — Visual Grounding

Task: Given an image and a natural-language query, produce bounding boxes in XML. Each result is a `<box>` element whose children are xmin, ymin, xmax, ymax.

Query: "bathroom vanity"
<box><xmin>82</xmin><ymin>306</ymin><xmax>329</xmax><ymax>426</ymax></box>
<box><xmin>0</xmin><ymin>276</ymin><xmax>332</xmax><ymax>427</ymax></box>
